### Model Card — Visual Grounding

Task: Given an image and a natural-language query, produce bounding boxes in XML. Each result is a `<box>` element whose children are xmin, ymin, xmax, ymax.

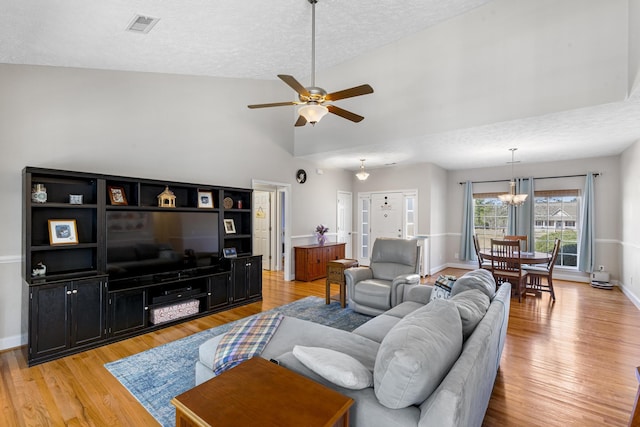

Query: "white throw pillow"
<box><xmin>292</xmin><ymin>346</ymin><xmax>373</xmax><ymax>390</ymax></box>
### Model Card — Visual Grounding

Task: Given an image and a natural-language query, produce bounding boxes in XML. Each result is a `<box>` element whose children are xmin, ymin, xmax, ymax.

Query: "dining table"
<box><xmin>479</xmin><ymin>250</ymin><xmax>552</xmax><ymax>265</ymax></box>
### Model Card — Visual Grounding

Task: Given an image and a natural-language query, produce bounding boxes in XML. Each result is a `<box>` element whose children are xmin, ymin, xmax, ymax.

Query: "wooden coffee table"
<box><xmin>171</xmin><ymin>357</ymin><xmax>354</xmax><ymax>427</ymax></box>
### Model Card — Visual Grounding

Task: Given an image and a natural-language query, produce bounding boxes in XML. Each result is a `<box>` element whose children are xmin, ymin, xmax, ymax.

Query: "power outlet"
<box><xmin>598</xmin><ymin>265</ymin><xmax>605</xmax><ymax>271</ymax></box>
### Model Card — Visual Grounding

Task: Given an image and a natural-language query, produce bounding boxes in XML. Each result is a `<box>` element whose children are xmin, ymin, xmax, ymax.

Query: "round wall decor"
<box><xmin>223</xmin><ymin>197</ymin><xmax>233</xmax><ymax>209</ymax></box>
<box><xmin>296</xmin><ymin>169</ymin><xmax>307</xmax><ymax>184</ymax></box>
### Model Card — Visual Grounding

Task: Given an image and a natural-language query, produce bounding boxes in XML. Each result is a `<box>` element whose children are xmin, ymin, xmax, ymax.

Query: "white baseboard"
<box><xmin>0</xmin><ymin>333</ymin><xmax>26</xmax><ymax>352</ymax></box>
<box><xmin>619</xmin><ymin>285</ymin><xmax>640</xmax><ymax>310</ymax></box>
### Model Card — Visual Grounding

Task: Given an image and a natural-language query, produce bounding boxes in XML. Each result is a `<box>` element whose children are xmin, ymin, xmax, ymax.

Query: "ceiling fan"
<box><xmin>248</xmin><ymin>0</ymin><xmax>374</xmax><ymax>127</ymax></box>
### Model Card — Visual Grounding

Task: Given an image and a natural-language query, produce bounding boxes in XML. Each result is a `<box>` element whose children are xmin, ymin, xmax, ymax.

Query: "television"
<box><xmin>106</xmin><ymin>210</ymin><xmax>220</xmax><ymax>280</ymax></box>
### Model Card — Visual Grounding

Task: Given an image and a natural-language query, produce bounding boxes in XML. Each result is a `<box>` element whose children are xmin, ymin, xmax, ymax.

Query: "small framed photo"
<box><xmin>108</xmin><ymin>186</ymin><xmax>128</xmax><ymax>205</ymax></box>
<box><xmin>198</xmin><ymin>191</ymin><xmax>214</xmax><ymax>208</ymax></box>
<box><xmin>223</xmin><ymin>219</ymin><xmax>236</xmax><ymax>234</ymax></box>
<box><xmin>48</xmin><ymin>219</ymin><xmax>79</xmax><ymax>245</ymax></box>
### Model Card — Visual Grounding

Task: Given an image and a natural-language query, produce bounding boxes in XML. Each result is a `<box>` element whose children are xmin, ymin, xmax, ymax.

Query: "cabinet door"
<box><xmin>230</xmin><ymin>260</ymin><xmax>247</xmax><ymax>302</ymax></box>
<box><xmin>247</xmin><ymin>256</ymin><xmax>262</xmax><ymax>299</ymax></box>
<box><xmin>109</xmin><ymin>289</ymin><xmax>147</xmax><ymax>337</ymax></box>
<box><xmin>309</xmin><ymin>247</ymin><xmax>325</xmax><ymax>280</ymax></box>
<box><xmin>208</xmin><ymin>273</ymin><xmax>230</xmax><ymax>309</ymax></box>
<box><xmin>30</xmin><ymin>282</ymin><xmax>70</xmax><ymax>358</ymax></box>
<box><xmin>72</xmin><ymin>279</ymin><xmax>106</xmax><ymax>346</ymax></box>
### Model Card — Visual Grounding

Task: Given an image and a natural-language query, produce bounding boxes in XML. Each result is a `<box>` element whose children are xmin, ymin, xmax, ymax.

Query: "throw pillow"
<box><xmin>374</xmin><ymin>299</ymin><xmax>463</xmax><ymax>409</ymax></box>
<box><xmin>450</xmin><ymin>268</ymin><xmax>496</xmax><ymax>300</ymax></box>
<box><xmin>450</xmin><ymin>289</ymin><xmax>491</xmax><ymax>340</ymax></box>
<box><xmin>292</xmin><ymin>346</ymin><xmax>373</xmax><ymax>390</ymax></box>
<box><xmin>429</xmin><ymin>275</ymin><xmax>456</xmax><ymax>301</ymax></box>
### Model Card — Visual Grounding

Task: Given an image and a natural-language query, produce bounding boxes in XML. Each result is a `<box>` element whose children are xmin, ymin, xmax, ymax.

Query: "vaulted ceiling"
<box><xmin>2</xmin><ymin>0</ymin><xmax>639</xmax><ymax>171</ymax></box>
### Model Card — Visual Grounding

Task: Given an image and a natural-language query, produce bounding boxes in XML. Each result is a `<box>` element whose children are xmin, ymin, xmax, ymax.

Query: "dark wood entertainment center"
<box><xmin>22</xmin><ymin>167</ymin><xmax>261</xmax><ymax>366</ymax></box>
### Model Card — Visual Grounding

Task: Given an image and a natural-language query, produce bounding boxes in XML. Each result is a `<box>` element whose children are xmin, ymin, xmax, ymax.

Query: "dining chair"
<box><xmin>472</xmin><ymin>235</ymin><xmax>492</xmax><ymax>270</ymax></box>
<box><xmin>505</xmin><ymin>235</ymin><xmax>528</xmax><ymax>251</ymax></box>
<box><xmin>523</xmin><ymin>239</ymin><xmax>560</xmax><ymax>301</ymax></box>
<box><xmin>490</xmin><ymin>239</ymin><xmax>528</xmax><ymax>302</ymax></box>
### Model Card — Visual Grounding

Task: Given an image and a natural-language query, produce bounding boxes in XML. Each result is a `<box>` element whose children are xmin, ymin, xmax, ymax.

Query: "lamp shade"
<box><xmin>298</xmin><ymin>104</ymin><xmax>328</xmax><ymax>125</ymax></box>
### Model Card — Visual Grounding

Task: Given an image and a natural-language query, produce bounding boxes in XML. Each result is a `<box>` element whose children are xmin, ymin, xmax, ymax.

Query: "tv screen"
<box><xmin>106</xmin><ymin>211</ymin><xmax>219</xmax><ymax>279</ymax></box>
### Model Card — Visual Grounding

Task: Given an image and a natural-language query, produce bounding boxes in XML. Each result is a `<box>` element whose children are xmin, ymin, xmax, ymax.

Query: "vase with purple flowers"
<box><xmin>315</xmin><ymin>224</ymin><xmax>329</xmax><ymax>246</ymax></box>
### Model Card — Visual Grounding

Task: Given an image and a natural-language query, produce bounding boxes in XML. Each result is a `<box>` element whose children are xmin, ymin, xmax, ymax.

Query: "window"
<box><xmin>359</xmin><ymin>197</ymin><xmax>370</xmax><ymax>259</ymax></box>
<box><xmin>405</xmin><ymin>195</ymin><xmax>416</xmax><ymax>239</ymax></box>
<box><xmin>473</xmin><ymin>189</ymin><xmax>580</xmax><ymax>268</ymax></box>
<box><xmin>534</xmin><ymin>190</ymin><xmax>580</xmax><ymax>267</ymax></box>
<box><xmin>473</xmin><ymin>195</ymin><xmax>508</xmax><ymax>251</ymax></box>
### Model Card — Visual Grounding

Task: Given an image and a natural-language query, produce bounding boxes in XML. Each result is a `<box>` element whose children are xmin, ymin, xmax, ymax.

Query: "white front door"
<box><xmin>253</xmin><ymin>190</ymin><xmax>271</xmax><ymax>270</ymax></box>
<box><xmin>370</xmin><ymin>193</ymin><xmax>404</xmax><ymax>245</ymax></box>
<box><xmin>337</xmin><ymin>191</ymin><xmax>353</xmax><ymax>258</ymax></box>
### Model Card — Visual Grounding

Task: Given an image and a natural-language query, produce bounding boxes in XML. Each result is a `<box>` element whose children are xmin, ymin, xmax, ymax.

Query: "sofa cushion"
<box><xmin>384</xmin><ymin>301</ymin><xmax>424</xmax><ymax>319</ymax></box>
<box><xmin>352</xmin><ymin>314</ymin><xmax>401</xmax><ymax>343</ymax></box>
<box><xmin>292</xmin><ymin>346</ymin><xmax>373</xmax><ymax>390</ymax></box>
<box><xmin>353</xmin><ymin>279</ymin><xmax>392</xmax><ymax>310</ymax></box>
<box><xmin>450</xmin><ymin>268</ymin><xmax>496</xmax><ymax>300</ymax></box>
<box><xmin>450</xmin><ymin>289</ymin><xmax>491</xmax><ymax>340</ymax></box>
<box><xmin>373</xmin><ymin>299</ymin><xmax>463</xmax><ymax>409</ymax></box>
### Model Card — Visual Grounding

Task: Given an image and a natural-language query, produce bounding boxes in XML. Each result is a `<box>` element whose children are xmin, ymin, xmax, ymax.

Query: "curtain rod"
<box><xmin>458</xmin><ymin>172</ymin><xmax>600</xmax><ymax>185</ymax></box>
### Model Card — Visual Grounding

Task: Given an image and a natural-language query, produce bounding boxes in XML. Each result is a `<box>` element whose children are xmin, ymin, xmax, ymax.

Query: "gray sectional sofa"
<box><xmin>195</xmin><ymin>269</ymin><xmax>510</xmax><ymax>427</ymax></box>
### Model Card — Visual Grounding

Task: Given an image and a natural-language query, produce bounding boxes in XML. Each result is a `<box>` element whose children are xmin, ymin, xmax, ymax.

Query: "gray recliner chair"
<box><xmin>345</xmin><ymin>238</ymin><xmax>420</xmax><ymax>316</ymax></box>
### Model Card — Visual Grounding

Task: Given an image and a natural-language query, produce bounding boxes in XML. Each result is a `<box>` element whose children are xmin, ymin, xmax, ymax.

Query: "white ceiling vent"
<box><xmin>126</xmin><ymin>15</ymin><xmax>160</xmax><ymax>34</ymax></box>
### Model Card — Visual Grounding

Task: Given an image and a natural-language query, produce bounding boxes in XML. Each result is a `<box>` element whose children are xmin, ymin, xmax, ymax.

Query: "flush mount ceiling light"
<box><xmin>498</xmin><ymin>148</ymin><xmax>528</xmax><ymax>206</ymax></box>
<box><xmin>355</xmin><ymin>159</ymin><xmax>370</xmax><ymax>180</ymax></box>
<box><xmin>248</xmin><ymin>0</ymin><xmax>373</xmax><ymax>127</ymax></box>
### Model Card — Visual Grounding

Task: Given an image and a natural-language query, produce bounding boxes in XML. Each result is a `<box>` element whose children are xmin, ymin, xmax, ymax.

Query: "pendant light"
<box><xmin>355</xmin><ymin>159</ymin><xmax>369</xmax><ymax>180</ymax></box>
<box><xmin>498</xmin><ymin>148</ymin><xmax>528</xmax><ymax>206</ymax></box>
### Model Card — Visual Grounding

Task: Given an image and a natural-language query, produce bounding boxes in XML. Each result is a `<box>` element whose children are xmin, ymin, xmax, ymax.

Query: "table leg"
<box><xmin>326</xmin><ymin>278</ymin><xmax>331</xmax><ymax>304</ymax></box>
<box><xmin>339</xmin><ymin>283</ymin><xmax>346</xmax><ymax>308</ymax></box>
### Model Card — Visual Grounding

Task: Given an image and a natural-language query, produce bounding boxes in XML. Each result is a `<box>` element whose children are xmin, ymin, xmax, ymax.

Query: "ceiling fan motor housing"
<box><xmin>299</xmin><ymin>87</ymin><xmax>327</xmax><ymax>103</ymax></box>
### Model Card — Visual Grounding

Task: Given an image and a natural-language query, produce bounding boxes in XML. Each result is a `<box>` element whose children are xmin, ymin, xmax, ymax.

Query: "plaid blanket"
<box><xmin>212</xmin><ymin>312</ymin><xmax>284</xmax><ymax>376</ymax></box>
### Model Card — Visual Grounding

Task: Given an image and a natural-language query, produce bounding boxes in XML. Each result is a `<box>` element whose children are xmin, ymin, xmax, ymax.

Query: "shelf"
<box><xmin>29</xmin><ymin>270</ymin><xmax>106</xmax><ymax>285</ymax></box>
<box><xmin>224</xmin><ymin>234</ymin><xmax>251</xmax><ymax>240</ymax></box>
<box><xmin>147</xmin><ymin>291</ymin><xmax>209</xmax><ymax>309</ymax></box>
<box><xmin>106</xmin><ymin>205</ymin><xmax>219</xmax><ymax>213</ymax></box>
<box><xmin>31</xmin><ymin>203</ymin><xmax>98</xmax><ymax>209</ymax></box>
<box><xmin>31</xmin><ymin>243</ymin><xmax>98</xmax><ymax>251</ymax></box>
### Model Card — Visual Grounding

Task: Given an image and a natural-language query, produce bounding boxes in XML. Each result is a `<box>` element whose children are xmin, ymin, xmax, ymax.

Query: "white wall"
<box><xmin>0</xmin><ymin>64</ymin><xmax>347</xmax><ymax>349</ymax></box>
<box><xmin>620</xmin><ymin>139</ymin><xmax>640</xmax><ymax>307</ymax></box>
<box><xmin>445</xmin><ymin>156</ymin><xmax>622</xmax><ymax>282</ymax></box>
<box><xmin>295</xmin><ymin>0</ymin><xmax>629</xmax><ymax>159</ymax></box>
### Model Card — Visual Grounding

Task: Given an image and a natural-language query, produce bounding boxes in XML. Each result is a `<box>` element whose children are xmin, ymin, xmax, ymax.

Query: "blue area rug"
<box><xmin>105</xmin><ymin>296</ymin><xmax>372</xmax><ymax>427</ymax></box>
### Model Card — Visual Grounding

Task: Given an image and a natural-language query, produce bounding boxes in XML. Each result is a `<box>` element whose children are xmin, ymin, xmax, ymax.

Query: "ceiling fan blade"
<box><xmin>247</xmin><ymin>101</ymin><xmax>297</xmax><ymax>109</ymax></box>
<box><xmin>327</xmin><ymin>105</ymin><xmax>365</xmax><ymax>123</ymax></box>
<box><xmin>294</xmin><ymin>115</ymin><xmax>307</xmax><ymax>127</ymax></box>
<box><xmin>278</xmin><ymin>75</ymin><xmax>310</xmax><ymax>98</ymax></box>
<box><xmin>325</xmin><ymin>84</ymin><xmax>374</xmax><ymax>101</ymax></box>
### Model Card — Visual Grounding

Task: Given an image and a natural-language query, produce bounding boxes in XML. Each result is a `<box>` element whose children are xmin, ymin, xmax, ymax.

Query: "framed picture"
<box><xmin>198</xmin><ymin>191</ymin><xmax>214</xmax><ymax>208</ymax></box>
<box><xmin>108</xmin><ymin>186</ymin><xmax>128</xmax><ymax>205</ymax></box>
<box><xmin>48</xmin><ymin>219</ymin><xmax>79</xmax><ymax>245</ymax></box>
<box><xmin>223</xmin><ymin>219</ymin><xmax>236</xmax><ymax>234</ymax></box>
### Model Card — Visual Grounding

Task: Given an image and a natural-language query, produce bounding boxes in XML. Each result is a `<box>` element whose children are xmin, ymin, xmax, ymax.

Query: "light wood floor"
<box><xmin>1</xmin><ymin>268</ymin><xmax>639</xmax><ymax>426</ymax></box>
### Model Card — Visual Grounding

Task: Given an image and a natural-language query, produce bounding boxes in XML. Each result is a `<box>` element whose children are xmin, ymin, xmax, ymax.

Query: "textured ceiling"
<box><xmin>2</xmin><ymin>0</ymin><xmax>639</xmax><ymax>171</ymax></box>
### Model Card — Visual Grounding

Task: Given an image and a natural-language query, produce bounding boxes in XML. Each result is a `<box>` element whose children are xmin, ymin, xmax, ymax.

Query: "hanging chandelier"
<box><xmin>355</xmin><ymin>159</ymin><xmax>369</xmax><ymax>180</ymax></box>
<box><xmin>498</xmin><ymin>148</ymin><xmax>528</xmax><ymax>206</ymax></box>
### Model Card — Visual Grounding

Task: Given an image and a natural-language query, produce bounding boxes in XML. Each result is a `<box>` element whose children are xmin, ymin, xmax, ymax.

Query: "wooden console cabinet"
<box><xmin>294</xmin><ymin>243</ymin><xmax>346</xmax><ymax>281</ymax></box>
<box><xmin>22</xmin><ymin>167</ymin><xmax>261</xmax><ymax>366</ymax></box>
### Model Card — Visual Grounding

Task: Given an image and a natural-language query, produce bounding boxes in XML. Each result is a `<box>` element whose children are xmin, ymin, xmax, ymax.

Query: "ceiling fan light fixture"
<box><xmin>298</xmin><ymin>103</ymin><xmax>328</xmax><ymax>126</ymax></box>
<box><xmin>356</xmin><ymin>159</ymin><xmax>369</xmax><ymax>180</ymax></box>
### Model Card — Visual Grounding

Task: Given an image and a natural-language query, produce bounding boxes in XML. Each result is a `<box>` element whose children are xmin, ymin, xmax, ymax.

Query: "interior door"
<box><xmin>370</xmin><ymin>192</ymin><xmax>403</xmax><ymax>245</ymax></box>
<box><xmin>337</xmin><ymin>191</ymin><xmax>353</xmax><ymax>258</ymax></box>
<box><xmin>253</xmin><ymin>191</ymin><xmax>271</xmax><ymax>270</ymax></box>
